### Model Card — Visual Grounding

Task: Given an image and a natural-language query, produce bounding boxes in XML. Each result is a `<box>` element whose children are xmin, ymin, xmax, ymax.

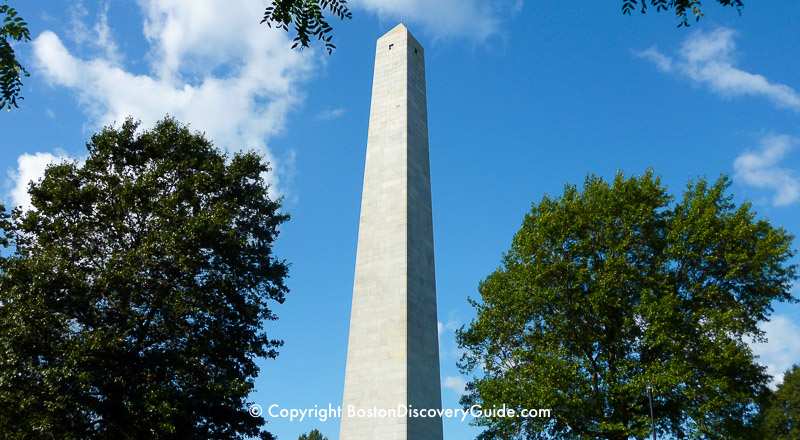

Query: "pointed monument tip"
<box><xmin>376</xmin><ymin>23</ymin><xmax>423</xmax><ymax>50</ymax></box>
<box><xmin>381</xmin><ymin>23</ymin><xmax>418</xmax><ymax>42</ymax></box>
<box><xmin>385</xmin><ymin>23</ymin><xmax>408</xmax><ymax>35</ymax></box>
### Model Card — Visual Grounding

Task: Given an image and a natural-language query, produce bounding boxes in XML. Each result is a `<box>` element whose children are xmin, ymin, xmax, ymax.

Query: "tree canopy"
<box><xmin>758</xmin><ymin>365</ymin><xmax>800</xmax><ymax>439</ymax></box>
<box><xmin>0</xmin><ymin>117</ymin><xmax>289</xmax><ymax>439</ymax></box>
<box><xmin>457</xmin><ymin>171</ymin><xmax>796</xmax><ymax>440</ymax></box>
<box><xmin>298</xmin><ymin>428</ymin><xmax>329</xmax><ymax>440</ymax></box>
<box><xmin>0</xmin><ymin>1</ymin><xmax>30</xmax><ymax>110</ymax></box>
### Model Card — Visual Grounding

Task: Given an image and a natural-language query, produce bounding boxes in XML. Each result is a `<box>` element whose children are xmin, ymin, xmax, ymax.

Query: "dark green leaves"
<box><xmin>758</xmin><ymin>365</ymin><xmax>800</xmax><ymax>439</ymax></box>
<box><xmin>1</xmin><ymin>2</ymin><xmax>31</xmax><ymax>110</ymax></box>
<box><xmin>261</xmin><ymin>0</ymin><xmax>352</xmax><ymax>54</ymax></box>
<box><xmin>621</xmin><ymin>0</ymin><xmax>743</xmax><ymax>26</ymax></box>
<box><xmin>298</xmin><ymin>428</ymin><xmax>329</xmax><ymax>440</ymax></box>
<box><xmin>0</xmin><ymin>117</ymin><xmax>289</xmax><ymax>439</ymax></box>
<box><xmin>261</xmin><ymin>0</ymin><xmax>745</xmax><ymax>55</ymax></box>
<box><xmin>457</xmin><ymin>171</ymin><xmax>796</xmax><ymax>440</ymax></box>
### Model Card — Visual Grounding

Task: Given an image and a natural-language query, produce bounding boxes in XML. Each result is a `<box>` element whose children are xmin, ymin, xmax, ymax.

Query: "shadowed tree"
<box><xmin>457</xmin><ymin>171</ymin><xmax>796</xmax><ymax>440</ymax></box>
<box><xmin>0</xmin><ymin>117</ymin><xmax>288</xmax><ymax>439</ymax></box>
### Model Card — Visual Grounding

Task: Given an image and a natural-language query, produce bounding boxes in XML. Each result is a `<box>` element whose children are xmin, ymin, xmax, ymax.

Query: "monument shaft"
<box><xmin>340</xmin><ymin>24</ymin><xmax>443</xmax><ymax>440</ymax></box>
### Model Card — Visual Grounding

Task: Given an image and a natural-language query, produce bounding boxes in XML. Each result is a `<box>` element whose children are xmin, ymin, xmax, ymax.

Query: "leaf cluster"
<box><xmin>261</xmin><ymin>0</ymin><xmax>352</xmax><ymax>54</ymax></box>
<box><xmin>0</xmin><ymin>117</ymin><xmax>289</xmax><ymax>439</ymax></box>
<box><xmin>457</xmin><ymin>171</ymin><xmax>797</xmax><ymax>440</ymax></box>
<box><xmin>757</xmin><ymin>365</ymin><xmax>800</xmax><ymax>439</ymax></box>
<box><xmin>621</xmin><ymin>0</ymin><xmax>743</xmax><ymax>27</ymax></box>
<box><xmin>0</xmin><ymin>1</ymin><xmax>30</xmax><ymax>110</ymax></box>
<box><xmin>298</xmin><ymin>428</ymin><xmax>329</xmax><ymax>440</ymax></box>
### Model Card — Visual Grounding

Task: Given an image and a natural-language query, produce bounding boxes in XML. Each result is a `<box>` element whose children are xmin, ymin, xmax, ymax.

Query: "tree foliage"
<box><xmin>622</xmin><ymin>0</ymin><xmax>743</xmax><ymax>27</ymax></box>
<box><xmin>758</xmin><ymin>365</ymin><xmax>800</xmax><ymax>439</ymax></box>
<box><xmin>457</xmin><ymin>171</ymin><xmax>797</xmax><ymax>440</ymax></box>
<box><xmin>1</xmin><ymin>1</ymin><xmax>30</xmax><ymax>110</ymax></box>
<box><xmin>0</xmin><ymin>117</ymin><xmax>289</xmax><ymax>439</ymax></box>
<box><xmin>0</xmin><ymin>1</ymin><xmax>749</xmax><ymax>108</ymax></box>
<box><xmin>298</xmin><ymin>428</ymin><xmax>329</xmax><ymax>440</ymax></box>
<box><xmin>262</xmin><ymin>1</ymin><xmax>744</xmax><ymax>53</ymax></box>
<box><xmin>261</xmin><ymin>0</ymin><xmax>352</xmax><ymax>54</ymax></box>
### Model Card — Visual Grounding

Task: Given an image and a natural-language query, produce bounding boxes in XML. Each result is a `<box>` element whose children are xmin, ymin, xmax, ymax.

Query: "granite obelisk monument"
<box><xmin>340</xmin><ymin>24</ymin><xmax>443</xmax><ymax>440</ymax></box>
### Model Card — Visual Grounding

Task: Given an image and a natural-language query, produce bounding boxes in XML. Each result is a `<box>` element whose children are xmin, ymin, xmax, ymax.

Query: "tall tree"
<box><xmin>1</xmin><ymin>1</ymin><xmax>30</xmax><ymax>110</ymax></box>
<box><xmin>0</xmin><ymin>117</ymin><xmax>289</xmax><ymax>439</ymax></box>
<box><xmin>298</xmin><ymin>428</ymin><xmax>329</xmax><ymax>440</ymax></box>
<box><xmin>457</xmin><ymin>171</ymin><xmax>797</xmax><ymax>440</ymax></box>
<box><xmin>262</xmin><ymin>0</ymin><xmax>743</xmax><ymax>53</ymax></box>
<box><xmin>758</xmin><ymin>365</ymin><xmax>800</xmax><ymax>439</ymax></box>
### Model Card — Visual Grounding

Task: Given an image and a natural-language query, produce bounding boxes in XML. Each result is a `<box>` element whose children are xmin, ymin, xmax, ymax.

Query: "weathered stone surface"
<box><xmin>340</xmin><ymin>24</ymin><xmax>443</xmax><ymax>440</ymax></box>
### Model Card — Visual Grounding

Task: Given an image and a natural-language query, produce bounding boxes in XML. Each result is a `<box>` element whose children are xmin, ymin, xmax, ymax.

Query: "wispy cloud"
<box><xmin>636</xmin><ymin>46</ymin><xmax>673</xmax><ymax>72</ymax></box>
<box><xmin>67</xmin><ymin>0</ymin><xmax>121</xmax><ymax>63</ymax></box>
<box><xmin>316</xmin><ymin>107</ymin><xmax>346</xmax><ymax>121</ymax></box>
<box><xmin>751</xmin><ymin>315</ymin><xmax>800</xmax><ymax>387</ymax></box>
<box><xmin>734</xmin><ymin>134</ymin><xmax>800</xmax><ymax>206</ymax></box>
<box><xmin>438</xmin><ymin>318</ymin><xmax>460</xmax><ymax>339</ymax></box>
<box><xmin>351</xmin><ymin>0</ymin><xmax>516</xmax><ymax>42</ymax></box>
<box><xmin>636</xmin><ymin>28</ymin><xmax>800</xmax><ymax>112</ymax></box>
<box><xmin>442</xmin><ymin>375</ymin><xmax>468</xmax><ymax>395</ymax></box>
<box><xmin>438</xmin><ymin>317</ymin><xmax>466</xmax><ymax>363</ymax></box>
<box><xmin>31</xmin><ymin>0</ymin><xmax>317</xmax><ymax>195</ymax></box>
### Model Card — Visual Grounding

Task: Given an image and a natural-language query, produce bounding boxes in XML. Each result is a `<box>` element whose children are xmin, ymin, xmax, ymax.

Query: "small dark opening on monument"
<box><xmin>389</xmin><ymin>44</ymin><xmax>393</xmax><ymax>50</ymax></box>
<box><xmin>414</xmin><ymin>48</ymin><xmax>418</xmax><ymax>54</ymax></box>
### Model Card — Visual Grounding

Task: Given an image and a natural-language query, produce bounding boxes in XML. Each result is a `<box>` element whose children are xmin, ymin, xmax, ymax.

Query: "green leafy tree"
<box><xmin>457</xmin><ymin>171</ymin><xmax>796</xmax><ymax>440</ymax></box>
<box><xmin>298</xmin><ymin>428</ymin><xmax>329</xmax><ymax>440</ymax></box>
<box><xmin>0</xmin><ymin>117</ymin><xmax>289</xmax><ymax>439</ymax></box>
<box><xmin>759</xmin><ymin>365</ymin><xmax>800</xmax><ymax>439</ymax></box>
<box><xmin>1</xmin><ymin>1</ymin><xmax>30</xmax><ymax>110</ymax></box>
<box><xmin>262</xmin><ymin>0</ymin><xmax>743</xmax><ymax>53</ymax></box>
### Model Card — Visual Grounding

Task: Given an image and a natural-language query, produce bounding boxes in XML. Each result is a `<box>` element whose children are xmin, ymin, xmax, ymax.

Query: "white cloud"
<box><xmin>8</xmin><ymin>152</ymin><xmax>74</xmax><ymax>211</ymax></box>
<box><xmin>438</xmin><ymin>317</ymin><xmax>466</xmax><ymax>362</ymax></box>
<box><xmin>637</xmin><ymin>28</ymin><xmax>800</xmax><ymax>112</ymax></box>
<box><xmin>351</xmin><ymin>0</ymin><xmax>510</xmax><ymax>42</ymax></box>
<box><xmin>734</xmin><ymin>134</ymin><xmax>800</xmax><ymax>206</ymax></box>
<box><xmin>438</xmin><ymin>318</ymin><xmax>460</xmax><ymax>339</ymax></box>
<box><xmin>443</xmin><ymin>319</ymin><xmax>460</xmax><ymax>332</ymax></box>
<box><xmin>31</xmin><ymin>0</ymin><xmax>317</xmax><ymax>195</ymax></box>
<box><xmin>316</xmin><ymin>107</ymin><xmax>346</xmax><ymax>121</ymax></box>
<box><xmin>751</xmin><ymin>315</ymin><xmax>800</xmax><ymax>387</ymax></box>
<box><xmin>636</xmin><ymin>46</ymin><xmax>673</xmax><ymax>72</ymax></box>
<box><xmin>67</xmin><ymin>1</ymin><xmax>121</xmax><ymax>63</ymax></box>
<box><xmin>442</xmin><ymin>375</ymin><xmax>468</xmax><ymax>395</ymax></box>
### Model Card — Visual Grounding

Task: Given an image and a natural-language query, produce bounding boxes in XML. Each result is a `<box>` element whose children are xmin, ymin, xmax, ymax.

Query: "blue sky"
<box><xmin>2</xmin><ymin>1</ymin><xmax>800</xmax><ymax>439</ymax></box>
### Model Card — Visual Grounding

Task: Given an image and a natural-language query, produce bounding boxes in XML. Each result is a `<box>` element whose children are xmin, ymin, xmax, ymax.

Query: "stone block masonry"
<box><xmin>339</xmin><ymin>24</ymin><xmax>443</xmax><ymax>440</ymax></box>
